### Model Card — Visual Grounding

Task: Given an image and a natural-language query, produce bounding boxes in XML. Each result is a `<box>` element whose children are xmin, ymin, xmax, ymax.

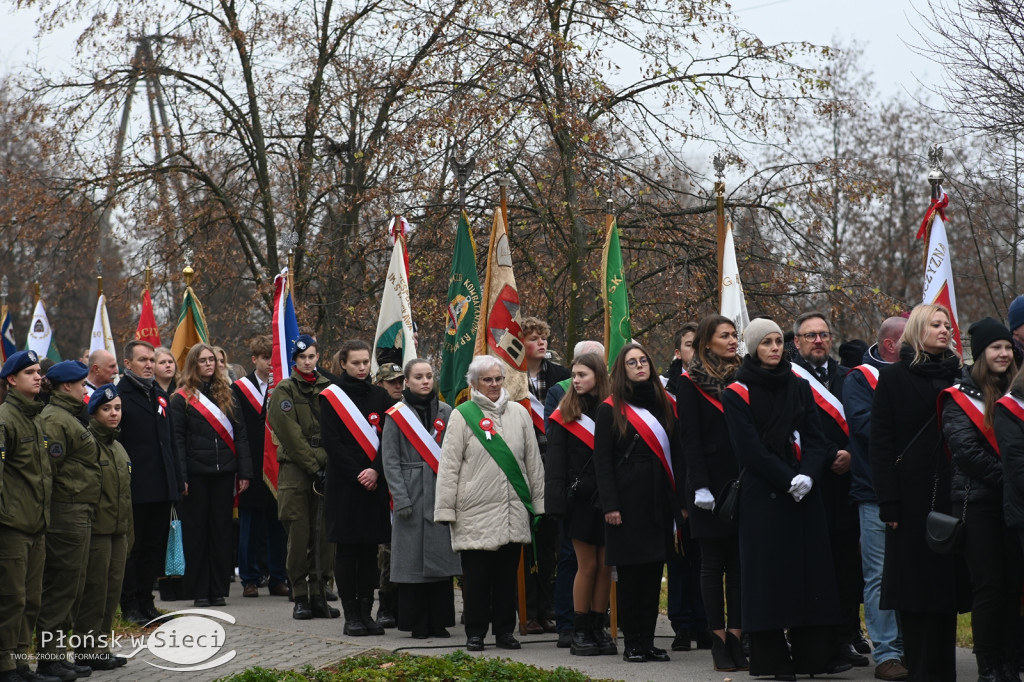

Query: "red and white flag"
<box><xmin>135</xmin><ymin>289</ymin><xmax>162</xmax><ymax>347</ymax></box>
<box><xmin>918</xmin><ymin>189</ymin><xmax>962</xmax><ymax>355</ymax></box>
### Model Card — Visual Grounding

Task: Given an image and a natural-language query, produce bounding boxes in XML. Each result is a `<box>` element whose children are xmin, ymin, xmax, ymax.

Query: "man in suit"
<box><xmin>117</xmin><ymin>340</ymin><xmax>182</xmax><ymax>625</ymax></box>
<box><xmin>233</xmin><ymin>336</ymin><xmax>288</xmax><ymax>598</ymax></box>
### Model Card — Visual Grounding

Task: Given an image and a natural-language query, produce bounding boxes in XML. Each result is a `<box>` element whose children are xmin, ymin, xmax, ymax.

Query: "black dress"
<box><xmin>545</xmin><ymin>393</ymin><xmax>603</xmax><ymax>545</ymax></box>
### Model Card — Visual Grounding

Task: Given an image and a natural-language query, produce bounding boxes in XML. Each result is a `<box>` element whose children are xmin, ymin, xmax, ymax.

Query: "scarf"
<box><xmin>402</xmin><ymin>387</ymin><xmax>438</xmax><ymax>429</ymax></box>
<box><xmin>688</xmin><ymin>355</ymin><xmax>738</xmax><ymax>401</ymax></box>
<box><xmin>900</xmin><ymin>344</ymin><xmax>961</xmax><ymax>389</ymax></box>
<box><xmin>625</xmin><ymin>379</ymin><xmax>659</xmax><ymax>412</ymax></box>
<box><xmin>339</xmin><ymin>371</ymin><xmax>371</xmax><ymax>397</ymax></box>
<box><xmin>734</xmin><ymin>355</ymin><xmax>803</xmax><ymax>462</ymax></box>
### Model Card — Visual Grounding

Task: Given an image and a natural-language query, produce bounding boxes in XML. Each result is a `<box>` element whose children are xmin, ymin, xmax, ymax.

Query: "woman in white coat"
<box><xmin>434</xmin><ymin>355</ymin><xmax>545</xmax><ymax>653</ymax></box>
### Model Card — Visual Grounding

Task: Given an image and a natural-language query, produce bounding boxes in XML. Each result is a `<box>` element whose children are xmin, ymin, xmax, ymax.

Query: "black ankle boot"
<box><xmin>977</xmin><ymin>652</ymin><xmax>1000</xmax><ymax>682</ymax></box>
<box><xmin>570</xmin><ymin>612</ymin><xmax>600</xmax><ymax>656</ymax></box>
<box><xmin>359</xmin><ymin>597</ymin><xmax>385</xmax><ymax>635</ymax></box>
<box><xmin>376</xmin><ymin>591</ymin><xmax>397</xmax><ymax>629</ymax></box>
<box><xmin>589</xmin><ymin>611</ymin><xmax>617</xmax><ymax>655</ymax></box>
<box><xmin>342</xmin><ymin>600</ymin><xmax>368</xmax><ymax>636</ymax></box>
<box><xmin>726</xmin><ymin>631</ymin><xmax>749</xmax><ymax>671</ymax></box>
<box><xmin>711</xmin><ymin>634</ymin><xmax>737</xmax><ymax>672</ymax></box>
<box><xmin>1003</xmin><ymin>648</ymin><xmax>1022</xmax><ymax>682</ymax></box>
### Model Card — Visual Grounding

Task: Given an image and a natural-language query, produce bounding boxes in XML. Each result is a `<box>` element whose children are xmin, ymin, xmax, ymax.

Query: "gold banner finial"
<box><xmin>183</xmin><ymin>248</ymin><xmax>195</xmax><ymax>288</ymax></box>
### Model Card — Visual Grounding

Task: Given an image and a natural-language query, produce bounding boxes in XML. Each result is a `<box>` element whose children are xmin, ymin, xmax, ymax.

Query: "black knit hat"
<box><xmin>968</xmin><ymin>317</ymin><xmax>1012</xmax><ymax>363</ymax></box>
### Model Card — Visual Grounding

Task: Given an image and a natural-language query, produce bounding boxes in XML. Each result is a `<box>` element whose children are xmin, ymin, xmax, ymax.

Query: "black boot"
<box><xmin>376</xmin><ymin>591</ymin><xmax>397</xmax><ymax>629</ymax></box>
<box><xmin>310</xmin><ymin>595</ymin><xmax>340</xmax><ymax>618</ymax></box>
<box><xmin>977</xmin><ymin>652</ymin><xmax>1001</xmax><ymax>682</ymax></box>
<box><xmin>293</xmin><ymin>597</ymin><xmax>313</xmax><ymax>620</ymax></box>
<box><xmin>1002</xmin><ymin>647</ymin><xmax>1022</xmax><ymax>682</ymax></box>
<box><xmin>359</xmin><ymin>597</ymin><xmax>385</xmax><ymax>635</ymax></box>
<box><xmin>342</xmin><ymin>600</ymin><xmax>369</xmax><ymax>636</ymax></box>
<box><xmin>589</xmin><ymin>611</ymin><xmax>617</xmax><ymax>655</ymax></box>
<box><xmin>726</xmin><ymin>631</ymin><xmax>749</xmax><ymax>671</ymax></box>
<box><xmin>570</xmin><ymin>612</ymin><xmax>600</xmax><ymax>656</ymax></box>
<box><xmin>711</xmin><ymin>634</ymin><xmax>737</xmax><ymax>672</ymax></box>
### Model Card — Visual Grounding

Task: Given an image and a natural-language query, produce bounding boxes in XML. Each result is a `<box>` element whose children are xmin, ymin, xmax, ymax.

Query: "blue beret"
<box><xmin>0</xmin><ymin>350</ymin><xmax>40</xmax><ymax>379</ymax></box>
<box><xmin>88</xmin><ymin>384</ymin><xmax>119</xmax><ymax>414</ymax></box>
<box><xmin>46</xmin><ymin>360</ymin><xmax>89</xmax><ymax>384</ymax></box>
<box><xmin>1009</xmin><ymin>295</ymin><xmax>1024</xmax><ymax>333</ymax></box>
<box><xmin>292</xmin><ymin>334</ymin><xmax>316</xmax><ymax>359</ymax></box>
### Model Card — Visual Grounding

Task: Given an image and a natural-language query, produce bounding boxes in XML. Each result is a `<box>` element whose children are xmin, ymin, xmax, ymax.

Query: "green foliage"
<box><xmin>217</xmin><ymin>651</ymin><xmax>604</xmax><ymax>682</ymax></box>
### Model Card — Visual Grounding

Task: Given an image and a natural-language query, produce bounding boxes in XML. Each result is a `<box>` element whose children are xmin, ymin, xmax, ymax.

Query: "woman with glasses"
<box><xmin>170</xmin><ymin>343</ymin><xmax>252</xmax><ymax>607</ymax></box>
<box><xmin>434</xmin><ymin>355</ymin><xmax>545</xmax><ymax>652</ymax></box>
<box><xmin>593</xmin><ymin>342</ymin><xmax>683</xmax><ymax>663</ymax></box>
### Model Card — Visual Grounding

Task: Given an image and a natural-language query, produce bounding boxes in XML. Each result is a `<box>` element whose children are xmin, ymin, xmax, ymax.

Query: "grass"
<box><xmin>217</xmin><ymin>650</ymin><xmax>614</xmax><ymax>682</ymax></box>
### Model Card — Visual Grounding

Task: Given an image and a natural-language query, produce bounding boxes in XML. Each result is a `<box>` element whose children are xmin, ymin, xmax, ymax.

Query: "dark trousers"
<box><xmin>699</xmin><ymin>535</ymin><xmax>741</xmax><ymax>630</ymax></box>
<box><xmin>121</xmin><ymin>500</ymin><xmax>172</xmax><ymax>610</ymax></box>
<box><xmin>965</xmin><ymin>502</ymin><xmax>1023</xmax><ymax>656</ymax></box>
<box><xmin>900</xmin><ymin>610</ymin><xmax>956</xmax><ymax>682</ymax></box>
<box><xmin>830</xmin><ymin>526</ymin><xmax>864</xmax><ymax>640</ymax></box>
<box><xmin>0</xmin><ymin>526</ymin><xmax>45</xmax><ymax>673</ymax></box>
<box><xmin>397</xmin><ymin>580</ymin><xmax>456</xmax><ymax>634</ymax></box>
<box><xmin>749</xmin><ymin>626</ymin><xmax>832</xmax><ymax>675</ymax></box>
<box><xmin>525</xmin><ymin>515</ymin><xmax>557</xmax><ymax>620</ymax></box>
<box><xmin>616</xmin><ymin>561</ymin><xmax>663</xmax><ymax>650</ymax></box>
<box><xmin>335</xmin><ymin>543</ymin><xmax>379</xmax><ymax>601</ymax></box>
<box><xmin>668</xmin><ymin>529</ymin><xmax>707</xmax><ymax>633</ymax></box>
<box><xmin>554</xmin><ymin>525</ymin><xmax>578</xmax><ymax>634</ymax></box>
<box><xmin>238</xmin><ymin>506</ymin><xmax>287</xmax><ymax>588</ymax></box>
<box><xmin>461</xmin><ymin>543</ymin><xmax>520</xmax><ymax>639</ymax></box>
<box><xmin>180</xmin><ymin>473</ymin><xmax>235</xmax><ymax>600</ymax></box>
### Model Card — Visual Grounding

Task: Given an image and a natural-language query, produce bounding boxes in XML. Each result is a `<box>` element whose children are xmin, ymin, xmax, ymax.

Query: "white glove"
<box><xmin>694</xmin><ymin>488</ymin><xmax>715</xmax><ymax>511</ymax></box>
<box><xmin>788</xmin><ymin>474</ymin><xmax>813</xmax><ymax>502</ymax></box>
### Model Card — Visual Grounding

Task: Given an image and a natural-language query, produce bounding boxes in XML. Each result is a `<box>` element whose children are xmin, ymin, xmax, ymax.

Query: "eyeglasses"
<box><xmin>625</xmin><ymin>357</ymin><xmax>650</xmax><ymax>369</ymax></box>
<box><xmin>479</xmin><ymin>376</ymin><xmax>504</xmax><ymax>385</ymax></box>
<box><xmin>799</xmin><ymin>332</ymin><xmax>831</xmax><ymax>341</ymax></box>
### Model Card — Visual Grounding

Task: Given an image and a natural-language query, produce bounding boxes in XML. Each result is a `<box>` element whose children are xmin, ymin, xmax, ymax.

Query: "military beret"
<box><xmin>375</xmin><ymin>363</ymin><xmax>404</xmax><ymax>383</ymax></box>
<box><xmin>46</xmin><ymin>360</ymin><xmax>89</xmax><ymax>384</ymax></box>
<box><xmin>0</xmin><ymin>350</ymin><xmax>40</xmax><ymax>379</ymax></box>
<box><xmin>88</xmin><ymin>383</ymin><xmax>119</xmax><ymax>414</ymax></box>
<box><xmin>292</xmin><ymin>334</ymin><xmax>316</xmax><ymax>360</ymax></box>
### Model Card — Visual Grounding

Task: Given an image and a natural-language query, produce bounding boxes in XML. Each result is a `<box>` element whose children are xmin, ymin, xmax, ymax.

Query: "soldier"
<box><xmin>36</xmin><ymin>361</ymin><xmax>100</xmax><ymax>681</ymax></box>
<box><xmin>268</xmin><ymin>335</ymin><xmax>337</xmax><ymax>620</ymax></box>
<box><xmin>0</xmin><ymin>351</ymin><xmax>52</xmax><ymax>682</ymax></box>
<box><xmin>74</xmin><ymin>385</ymin><xmax>132</xmax><ymax>672</ymax></box>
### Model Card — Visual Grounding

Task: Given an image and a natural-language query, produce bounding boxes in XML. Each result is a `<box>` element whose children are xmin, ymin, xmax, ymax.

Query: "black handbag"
<box><xmin>714</xmin><ymin>472</ymin><xmax>742</xmax><ymax>523</ymax></box>
<box><xmin>925</xmin><ymin>510</ymin><xmax>963</xmax><ymax>554</ymax></box>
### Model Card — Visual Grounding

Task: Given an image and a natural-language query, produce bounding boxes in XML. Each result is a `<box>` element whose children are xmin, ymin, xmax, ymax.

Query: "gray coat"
<box><xmin>383</xmin><ymin>399</ymin><xmax>461</xmax><ymax>583</ymax></box>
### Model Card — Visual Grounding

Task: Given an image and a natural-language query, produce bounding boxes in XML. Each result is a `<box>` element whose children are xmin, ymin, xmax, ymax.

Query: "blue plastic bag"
<box><xmin>165</xmin><ymin>507</ymin><xmax>185</xmax><ymax>577</ymax></box>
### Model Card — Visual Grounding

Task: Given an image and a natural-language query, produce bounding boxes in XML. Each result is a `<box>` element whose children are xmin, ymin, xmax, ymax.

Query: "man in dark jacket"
<box><xmin>117</xmin><ymin>340</ymin><xmax>181</xmax><ymax>626</ymax></box>
<box><xmin>233</xmin><ymin>336</ymin><xmax>288</xmax><ymax>598</ymax></box>
<box><xmin>842</xmin><ymin>317</ymin><xmax>909</xmax><ymax>681</ymax></box>
<box><xmin>662</xmin><ymin>323</ymin><xmax>697</xmax><ymax>397</ymax></box>
<box><xmin>791</xmin><ymin>312</ymin><xmax>866</xmax><ymax>668</ymax></box>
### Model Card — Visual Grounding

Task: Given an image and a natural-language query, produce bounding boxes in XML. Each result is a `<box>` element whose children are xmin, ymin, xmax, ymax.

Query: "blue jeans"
<box><xmin>238</xmin><ymin>506</ymin><xmax>287</xmax><ymax>587</ymax></box>
<box><xmin>667</xmin><ymin>530</ymin><xmax>707</xmax><ymax>632</ymax></box>
<box><xmin>859</xmin><ymin>502</ymin><xmax>903</xmax><ymax>663</ymax></box>
<box><xmin>554</xmin><ymin>526</ymin><xmax>577</xmax><ymax>634</ymax></box>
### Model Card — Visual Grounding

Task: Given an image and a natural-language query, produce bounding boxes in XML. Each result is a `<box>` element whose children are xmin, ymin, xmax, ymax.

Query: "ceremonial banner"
<box><xmin>438</xmin><ymin>211</ymin><xmax>481</xmax><ymax>405</ymax></box>
<box><xmin>265</xmin><ymin>270</ymin><xmax>299</xmax><ymax>494</ymax></box>
<box><xmin>918</xmin><ymin>189</ymin><xmax>962</xmax><ymax>354</ymax></box>
<box><xmin>720</xmin><ymin>223</ymin><xmax>750</xmax><ymax>354</ymax></box>
<box><xmin>372</xmin><ymin>219</ymin><xmax>417</xmax><ymax>376</ymax></box>
<box><xmin>170</xmin><ymin>286</ymin><xmax>209</xmax><ymax>368</ymax></box>
<box><xmin>1</xmin><ymin>305</ymin><xmax>14</xmax><ymax>363</ymax></box>
<box><xmin>26</xmin><ymin>299</ymin><xmax>60</xmax><ymax>361</ymax></box>
<box><xmin>474</xmin><ymin>206</ymin><xmax>528</xmax><ymax>401</ymax></box>
<box><xmin>602</xmin><ymin>215</ymin><xmax>631</xmax><ymax>367</ymax></box>
<box><xmin>135</xmin><ymin>289</ymin><xmax>162</xmax><ymax>347</ymax></box>
<box><xmin>90</xmin><ymin>294</ymin><xmax>118</xmax><ymax>365</ymax></box>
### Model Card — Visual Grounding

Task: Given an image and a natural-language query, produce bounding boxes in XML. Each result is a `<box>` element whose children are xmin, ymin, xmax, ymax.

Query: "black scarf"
<box><xmin>580</xmin><ymin>392</ymin><xmax>600</xmax><ymax>419</ymax></box>
<box><xmin>625</xmin><ymin>379</ymin><xmax>659</xmax><ymax>412</ymax></box>
<box><xmin>402</xmin><ymin>387</ymin><xmax>438</xmax><ymax>428</ymax></box>
<box><xmin>688</xmin><ymin>355</ymin><xmax>738</xmax><ymax>401</ymax></box>
<box><xmin>900</xmin><ymin>344</ymin><xmax>961</xmax><ymax>389</ymax></box>
<box><xmin>339</xmin><ymin>371</ymin><xmax>371</xmax><ymax>398</ymax></box>
<box><xmin>734</xmin><ymin>355</ymin><xmax>803</xmax><ymax>462</ymax></box>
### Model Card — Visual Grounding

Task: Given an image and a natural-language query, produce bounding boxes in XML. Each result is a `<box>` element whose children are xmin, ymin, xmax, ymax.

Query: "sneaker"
<box><xmin>874</xmin><ymin>659</ymin><xmax>909</xmax><ymax>681</ymax></box>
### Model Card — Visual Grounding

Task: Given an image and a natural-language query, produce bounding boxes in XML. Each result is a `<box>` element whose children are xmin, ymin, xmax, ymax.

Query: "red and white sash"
<box><xmin>945</xmin><ymin>385</ymin><xmax>1000</xmax><ymax>455</ymax></box>
<box><xmin>234</xmin><ymin>376</ymin><xmax>265</xmax><ymax>414</ymax></box>
<box><xmin>791</xmin><ymin>364</ymin><xmax>849</xmax><ymax>437</ymax></box>
<box><xmin>726</xmin><ymin>382</ymin><xmax>802</xmax><ymax>460</ymax></box>
<box><xmin>177</xmin><ymin>389</ymin><xmax>235</xmax><ymax>454</ymax></box>
<box><xmin>853</xmin><ymin>364</ymin><xmax>880</xmax><ymax>390</ymax></box>
<box><xmin>385</xmin><ymin>402</ymin><xmax>442</xmax><ymax>474</ymax></box>
<box><xmin>521</xmin><ymin>394</ymin><xmax>546</xmax><ymax>434</ymax></box>
<box><xmin>682</xmin><ymin>374</ymin><xmax>723</xmax><ymax>413</ymax></box>
<box><xmin>321</xmin><ymin>385</ymin><xmax>381</xmax><ymax>460</ymax></box>
<box><xmin>549</xmin><ymin>408</ymin><xmax>596</xmax><ymax>450</ymax></box>
<box><xmin>605</xmin><ymin>397</ymin><xmax>674</xmax><ymax>489</ymax></box>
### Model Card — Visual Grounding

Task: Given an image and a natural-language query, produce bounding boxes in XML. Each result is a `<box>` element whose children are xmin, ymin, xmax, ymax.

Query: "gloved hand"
<box><xmin>395</xmin><ymin>506</ymin><xmax>413</xmax><ymax>520</ymax></box>
<box><xmin>788</xmin><ymin>474</ymin><xmax>813</xmax><ymax>502</ymax></box>
<box><xmin>313</xmin><ymin>469</ymin><xmax>327</xmax><ymax>493</ymax></box>
<box><xmin>694</xmin><ymin>487</ymin><xmax>716</xmax><ymax>511</ymax></box>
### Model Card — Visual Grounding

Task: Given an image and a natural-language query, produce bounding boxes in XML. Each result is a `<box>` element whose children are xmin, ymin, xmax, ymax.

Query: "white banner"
<box><xmin>372</xmin><ymin>233</ymin><xmax>417</xmax><ymax>375</ymax></box>
<box><xmin>720</xmin><ymin>223</ymin><xmax>750</xmax><ymax>355</ymax></box>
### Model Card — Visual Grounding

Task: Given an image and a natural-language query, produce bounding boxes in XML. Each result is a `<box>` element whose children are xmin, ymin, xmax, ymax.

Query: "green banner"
<box><xmin>439</xmin><ymin>211</ymin><xmax>481</xmax><ymax>404</ymax></box>
<box><xmin>602</xmin><ymin>218</ymin><xmax>631</xmax><ymax>367</ymax></box>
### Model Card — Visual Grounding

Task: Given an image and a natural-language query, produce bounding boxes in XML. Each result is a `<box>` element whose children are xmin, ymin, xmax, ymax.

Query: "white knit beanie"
<box><xmin>743</xmin><ymin>318</ymin><xmax>783</xmax><ymax>352</ymax></box>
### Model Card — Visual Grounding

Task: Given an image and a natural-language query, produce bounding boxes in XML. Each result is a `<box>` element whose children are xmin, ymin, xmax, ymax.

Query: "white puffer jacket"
<box><xmin>434</xmin><ymin>387</ymin><xmax>545</xmax><ymax>551</ymax></box>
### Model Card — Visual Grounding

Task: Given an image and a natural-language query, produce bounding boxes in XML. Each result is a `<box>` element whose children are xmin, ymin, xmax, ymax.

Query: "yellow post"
<box><xmin>287</xmin><ymin>251</ymin><xmax>295</xmax><ymax>301</ymax></box>
<box><xmin>145</xmin><ymin>261</ymin><xmax>152</xmax><ymax>291</ymax></box>
<box><xmin>715</xmin><ymin>179</ymin><xmax>726</xmax><ymax>303</ymax></box>
<box><xmin>517</xmin><ymin>547</ymin><xmax>528</xmax><ymax>635</ymax></box>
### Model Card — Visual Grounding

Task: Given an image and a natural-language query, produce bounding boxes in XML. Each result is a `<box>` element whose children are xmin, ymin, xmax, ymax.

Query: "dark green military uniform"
<box><xmin>74</xmin><ymin>418</ymin><xmax>132</xmax><ymax>663</ymax></box>
<box><xmin>268</xmin><ymin>369</ymin><xmax>333</xmax><ymax>602</ymax></box>
<box><xmin>37</xmin><ymin>390</ymin><xmax>101</xmax><ymax>659</ymax></box>
<box><xmin>0</xmin><ymin>388</ymin><xmax>50</xmax><ymax>674</ymax></box>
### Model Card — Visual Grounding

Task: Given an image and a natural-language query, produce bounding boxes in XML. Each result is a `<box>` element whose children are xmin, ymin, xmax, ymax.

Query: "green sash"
<box><xmin>456</xmin><ymin>401</ymin><xmax>535</xmax><ymax>516</ymax></box>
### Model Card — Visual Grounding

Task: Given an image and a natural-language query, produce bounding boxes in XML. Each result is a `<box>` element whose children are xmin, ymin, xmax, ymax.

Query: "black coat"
<box><xmin>593</xmin><ymin>398</ymin><xmax>684</xmax><ymax>566</ymax></box>
<box><xmin>545</xmin><ymin>397</ymin><xmax>599</xmax><ymax>518</ymax></box>
<box><xmin>321</xmin><ymin>373</ymin><xmax>395</xmax><ymax>544</ymax></box>
<box><xmin>723</xmin><ymin>371</ymin><xmax>839</xmax><ymax>632</ymax></box>
<box><xmin>117</xmin><ymin>373</ymin><xmax>181</xmax><ymax>503</ymax></box>
<box><xmin>232</xmin><ymin>373</ymin><xmax>274</xmax><ymax>509</ymax></box>
<box><xmin>870</xmin><ymin>349</ymin><xmax>966</xmax><ymax>613</ymax></box>
<box><xmin>792</xmin><ymin>356</ymin><xmax>857</xmax><ymax>530</ymax></box>
<box><xmin>996</xmin><ymin>395</ymin><xmax>1024</xmax><ymax>528</ymax></box>
<box><xmin>943</xmin><ymin>367</ymin><xmax>1002</xmax><ymax>507</ymax></box>
<box><xmin>677</xmin><ymin>375</ymin><xmax>738</xmax><ymax>538</ymax></box>
<box><xmin>170</xmin><ymin>387</ymin><xmax>253</xmax><ymax>483</ymax></box>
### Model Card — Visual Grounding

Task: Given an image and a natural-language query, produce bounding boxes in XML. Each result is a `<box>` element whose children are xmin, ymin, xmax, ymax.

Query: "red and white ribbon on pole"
<box><xmin>918</xmin><ymin>189</ymin><xmax>962</xmax><ymax>354</ymax></box>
